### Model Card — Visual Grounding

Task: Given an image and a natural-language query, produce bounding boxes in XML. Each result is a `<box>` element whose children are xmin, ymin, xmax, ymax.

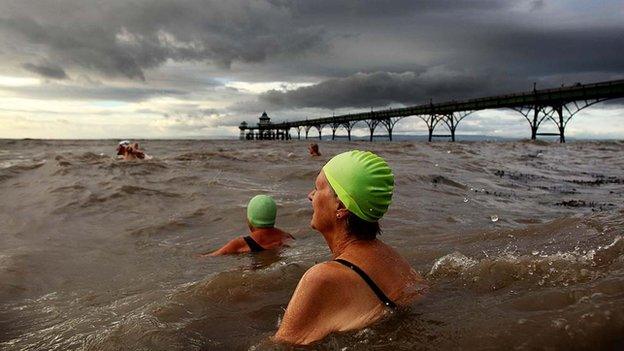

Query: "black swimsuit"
<box><xmin>243</xmin><ymin>236</ymin><xmax>265</xmax><ymax>252</ymax></box>
<box><xmin>334</xmin><ymin>258</ymin><xmax>397</xmax><ymax>309</ymax></box>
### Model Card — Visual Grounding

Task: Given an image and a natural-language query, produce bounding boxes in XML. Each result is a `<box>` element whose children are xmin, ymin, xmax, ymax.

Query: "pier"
<box><xmin>239</xmin><ymin>79</ymin><xmax>624</xmax><ymax>142</ymax></box>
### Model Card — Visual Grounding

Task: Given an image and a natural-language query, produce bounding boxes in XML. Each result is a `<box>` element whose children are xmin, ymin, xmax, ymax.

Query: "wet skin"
<box><xmin>208</xmin><ymin>226</ymin><xmax>294</xmax><ymax>256</ymax></box>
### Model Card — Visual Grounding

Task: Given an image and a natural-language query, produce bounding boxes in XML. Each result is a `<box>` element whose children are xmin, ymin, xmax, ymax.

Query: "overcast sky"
<box><xmin>0</xmin><ymin>0</ymin><xmax>623</xmax><ymax>139</ymax></box>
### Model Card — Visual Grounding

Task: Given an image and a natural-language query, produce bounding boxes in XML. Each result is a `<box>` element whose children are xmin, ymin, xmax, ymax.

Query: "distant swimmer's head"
<box><xmin>247</xmin><ymin>195</ymin><xmax>277</xmax><ymax>228</ymax></box>
<box><xmin>117</xmin><ymin>140</ymin><xmax>130</xmax><ymax>155</ymax></box>
<box><xmin>310</xmin><ymin>150</ymin><xmax>393</xmax><ymax>239</ymax></box>
<box><xmin>308</xmin><ymin>143</ymin><xmax>320</xmax><ymax>156</ymax></box>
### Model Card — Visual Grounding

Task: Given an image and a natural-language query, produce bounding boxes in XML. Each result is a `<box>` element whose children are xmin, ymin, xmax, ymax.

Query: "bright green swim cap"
<box><xmin>322</xmin><ymin>150</ymin><xmax>394</xmax><ymax>222</ymax></box>
<box><xmin>247</xmin><ymin>195</ymin><xmax>277</xmax><ymax>228</ymax></box>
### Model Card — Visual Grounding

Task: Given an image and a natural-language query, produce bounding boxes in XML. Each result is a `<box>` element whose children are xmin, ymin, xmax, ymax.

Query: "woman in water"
<box><xmin>116</xmin><ymin>141</ymin><xmax>144</xmax><ymax>160</ymax></box>
<box><xmin>308</xmin><ymin>143</ymin><xmax>321</xmax><ymax>156</ymax></box>
<box><xmin>208</xmin><ymin>195</ymin><xmax>293</xmax><ymax>255</ymax></box>
<box><xmin>127</xmin><ymin>143</ymin><xmax>146</xmax><ymax>159</ymax></box>
<box><xmin>274</xmin><ymin>150</ymin><xmax>427</xmax><ymax>345</ymax></box>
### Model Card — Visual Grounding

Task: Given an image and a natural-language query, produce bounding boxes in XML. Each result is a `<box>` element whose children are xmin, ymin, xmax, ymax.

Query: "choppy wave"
<box><xmin>0</xmin><ymin>160</ymin><xmax>46</xmax><ymax>182</ymax></box>
<box><xmin>428</xmin><ymin>236</ymin><xmax>623</xmax><ymax>291</ymax></box>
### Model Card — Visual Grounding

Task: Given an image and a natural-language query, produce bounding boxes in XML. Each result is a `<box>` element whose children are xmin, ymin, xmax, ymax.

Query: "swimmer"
<box><xmin>116</xmin><ymin>140</ymin><xmax>135</xmax><ymax>160</ymax></box>
<box><xmin>308</xmin><ymin>143</ymin><xmax>321</xmax><ymax>157</ymax></box>
<box><xmin>273</xmin><ymin>150</ymin><xmax>427</xmax><ymax>345</ymax></box>
<box><xmin>128</xmin><ymin>143</ymin><xmax>146</xmax><ymax>159</ymax></box>
<box><xmin>207</xmin><ymin>195</ymin><xmax>293</xmax><ymax>256</ymax></box>
<box><xmin>116</xmin><ymin>140</ymin><xmax>149</xmax><ymax>160</ymax></box>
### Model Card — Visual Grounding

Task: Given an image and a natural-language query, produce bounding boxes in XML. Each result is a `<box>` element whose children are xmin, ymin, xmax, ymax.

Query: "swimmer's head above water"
<box><xmin>116</xmin><ymin>140</ymin><xmax>146</xmax><ymax>160</ymax></box>
<box><xmin>322</xmin><ymin>150</ymin><xmax>394</xmax><ymax>222</ymax></box>
<box><xmin>311</xmin><ymin>150</ymin><xmax>394</xmax><ymax>239</ymax></box>
<box><xmin>116</xmin><ymin>140</ymin><xmax>130</xmax><ymax>155</ymax></box>
<box><xmin>308</xmin><ymin>143</ymin><xmax>321</xmax><ymax>156</ymax></box>
<box><xmin>247</xmin><ymin>194</ymin><xmax>277</xmax><ymax>229</ymax></box>
<box><xmin>206</xmin><ymin>194</ymin><xmax>292</xmax><ymax>256</ymax></box>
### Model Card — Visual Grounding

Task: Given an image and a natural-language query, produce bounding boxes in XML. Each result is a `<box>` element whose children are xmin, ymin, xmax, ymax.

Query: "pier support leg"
<box><xmin>557</xmin><ymin>105</ymin><xmax>565</xmax><ymax>143</ymax></box>
<box><xmin>381</xmin><ymin>119</ymin><xmax>395</xmax><ymax>141</ymax></box>
<box><xmin>531</xmin><ymin>106</ymin><xmax>539</xmax><ymax>140</ymax></box>
<box><xmin>365</xmin><ymin>120</ymin><xmax>379</xmax><ymax>142</ymax></box>
<box><xmin>347</xmin><ymin>128</ymin><xmax>352</xmax><ymax>141</ymax></box>
<box><xmin>421</xmin><ymin>114</ymin><xmax>438</xmax><ymax>142</ymax></box>
<box><xmin>332</xmin><ymin>129</ymin><xmax>336</xmax><ymax>140</ymax></box>
<box><xmin>449</xmin><ymin>115</ymin><xmax>456</xmax><ymax>142</ymax></box>
<box><xmin>305</xmin><ymin>130</ymin><xmax>309</xmax><ymax>139</ymax></box>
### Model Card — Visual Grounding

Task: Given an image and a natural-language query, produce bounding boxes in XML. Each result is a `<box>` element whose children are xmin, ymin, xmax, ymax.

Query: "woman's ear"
<box><xmin>336</xmin><ymin>207</ymin><xmax>349</xmax><ymax>220</ymax></box>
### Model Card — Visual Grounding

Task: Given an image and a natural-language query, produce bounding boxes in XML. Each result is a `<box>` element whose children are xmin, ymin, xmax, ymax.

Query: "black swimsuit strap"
<box><xmin>334</xmin><ymin>258</ymin><xmax>397</xmax><ymax>309</ymax></box>
<box><xmin>243</xmin><ymin>236</ymin><xmax>265</xmax><ymax>252</ymax></box>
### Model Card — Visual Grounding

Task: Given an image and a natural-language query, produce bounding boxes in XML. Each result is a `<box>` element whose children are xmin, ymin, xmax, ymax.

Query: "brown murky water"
<box><xmin>0</xmin><ymin>139</ymin><xmax>623</xmax><ymax>350</ymax></box>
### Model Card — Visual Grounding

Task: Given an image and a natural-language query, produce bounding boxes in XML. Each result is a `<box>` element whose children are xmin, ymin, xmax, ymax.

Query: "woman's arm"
<box><xmin>273</xmin><ymin>263</ymin><xmax>343</xmax><ymax>345</ymax></box>
<box><xmin>208</xmin><ymin>237</ymin><xmax>247</xmax><ymax>256</ymax></box>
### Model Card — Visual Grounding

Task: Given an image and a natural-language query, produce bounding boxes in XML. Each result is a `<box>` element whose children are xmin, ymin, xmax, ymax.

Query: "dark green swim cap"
<box><xmin>322</xmin><ymin>150</ymin><xmax>394</xmax><ymax>222</ymax></box>
<box><xmin>247</xmin><ymin>195</ymin><xmax>277</xmax><ymax>228</ymax></box>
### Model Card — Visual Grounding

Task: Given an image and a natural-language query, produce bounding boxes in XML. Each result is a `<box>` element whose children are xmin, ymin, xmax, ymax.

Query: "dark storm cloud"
<box><xmin>1</xmin><ymin>0</ymin><xmax>623</xmax><ymax>117</ymax></box>
<box><xmin>0</xmin><ymin>0</ymin><xmax>328</xmax><ymax>80</ymax></box>
<box><xmin>259</xmin><ymin>19</ymin><xmax>624</xmax><ymax>110</ymax></box>
<box><xmin>0</xmin><ymin>16</ymin><xmax>159</xmax><ymax>80</ymax></box>
<box><xmin>464</xmin><ymin>25</ymin><xmax>624</xmax><ymax>76</ymax></box>
<box><xmin>259</xmin><ymin>70</ymin><xmax>506</xmax><ymax>110</ymax></box>
<box><xmin>22</xmin><ymin>62</ymin><xmax>67</xmax><ymax>80</ymax></box>
<box><xmin>269</xmin><ymin>0</ymin><xmax>507</xmax><ymax>18</ymax></box>
<box><xmin>0</xmin><ymin>0</ymin><xmax>517</xmax><ymax>82</ymax></box>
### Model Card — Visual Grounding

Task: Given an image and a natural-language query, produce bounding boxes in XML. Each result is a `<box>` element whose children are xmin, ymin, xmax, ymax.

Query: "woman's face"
<box><xmin>308</xmin><ymin>170</ymin><xmax>339</xmax><ymax>232</ymax></box>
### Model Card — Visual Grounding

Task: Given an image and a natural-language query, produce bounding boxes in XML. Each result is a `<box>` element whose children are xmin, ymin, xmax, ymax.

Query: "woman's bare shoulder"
<box><xmin>302</xmin><ymin>261</ymin><xmax>350</xmax><ymax>281</ymax></box>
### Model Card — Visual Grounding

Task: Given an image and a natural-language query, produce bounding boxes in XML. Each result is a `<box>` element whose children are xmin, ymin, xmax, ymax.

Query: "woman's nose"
<box><xmin>307</xmin><ymin>190</ymin><xmax>314</xmax><ymax>201</ymax></box>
